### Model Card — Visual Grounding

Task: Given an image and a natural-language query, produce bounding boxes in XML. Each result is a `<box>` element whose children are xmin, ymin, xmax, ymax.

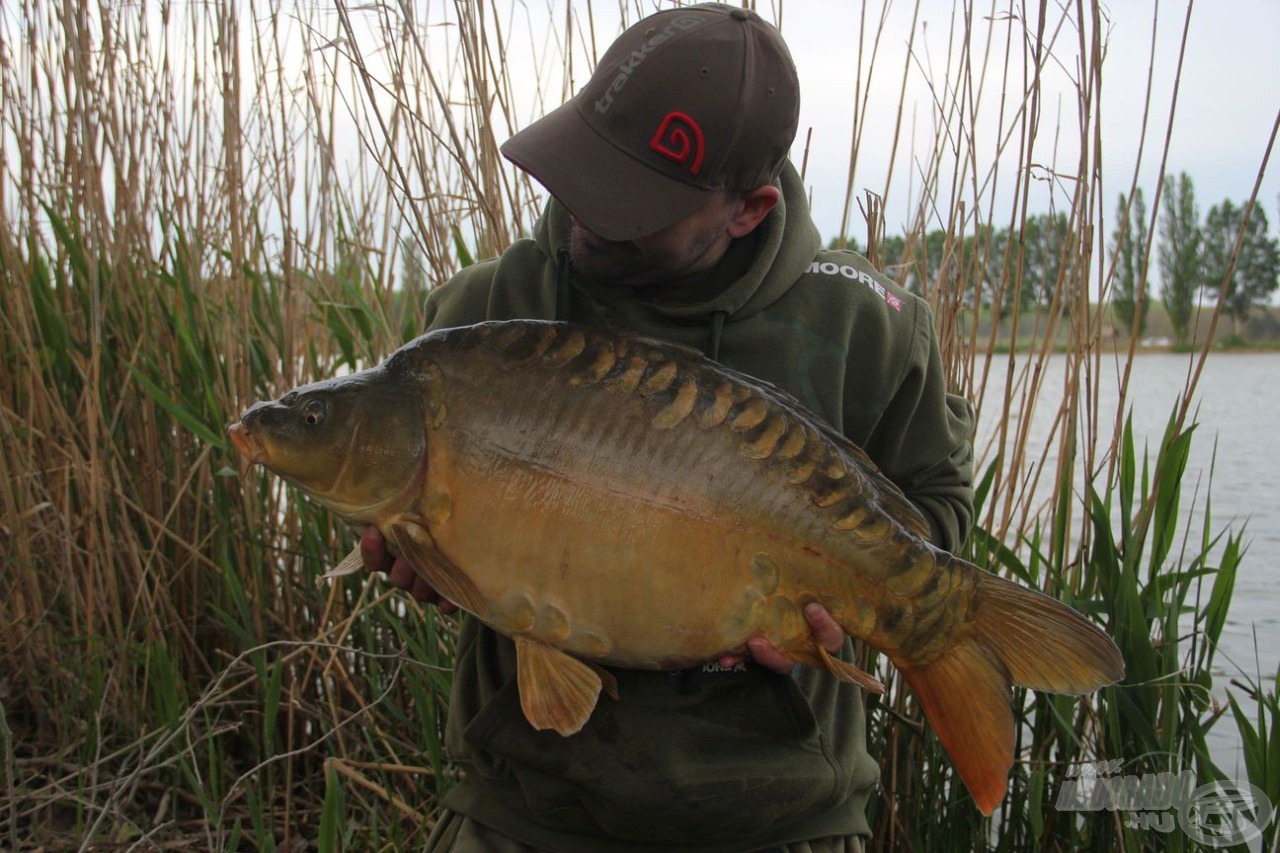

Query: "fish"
<box><xmin>227</xmin><ymin>319</ymin><xmax>1124</xmax><ymax>815</ymax></box>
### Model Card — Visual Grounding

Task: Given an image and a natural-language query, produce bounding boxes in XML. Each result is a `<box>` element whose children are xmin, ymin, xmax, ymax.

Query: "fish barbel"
<box><xmin>228</xmin><ymin>319</ymin><xmax>1124</xmax><ymax>814</ymax></box>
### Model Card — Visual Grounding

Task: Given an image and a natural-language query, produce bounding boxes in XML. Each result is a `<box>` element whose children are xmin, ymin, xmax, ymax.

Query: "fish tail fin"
<box><xmin>899</xmin><ymin>636</ymin><xmax>1015</xmax><ymax>815</ymax></box>
<box><xmin>898</xmin><ymin>563</ymin><xmax>1125</xmax><ymax>815</ymax></box>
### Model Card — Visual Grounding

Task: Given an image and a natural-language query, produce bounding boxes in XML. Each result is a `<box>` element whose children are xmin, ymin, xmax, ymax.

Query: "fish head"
<box><xmin>228</xmin><ymin>369</ymin><xmax>429</xmax><ymax>522</ymax></box>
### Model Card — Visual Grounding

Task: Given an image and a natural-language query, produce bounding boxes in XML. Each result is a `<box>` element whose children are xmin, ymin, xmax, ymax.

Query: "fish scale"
<box><xmin>229</xmin><ymin>318</ymin><xmax>1125</xmax><ymax>815</ymax></box>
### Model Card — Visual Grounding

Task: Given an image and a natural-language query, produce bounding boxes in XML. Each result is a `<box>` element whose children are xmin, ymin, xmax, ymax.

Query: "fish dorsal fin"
<box><xmin>621</xmin><ymin>333</ymin><xmax>709</xmax><ymax>362</ymax></box>
<box><xmin>476</xmin><ymin>321</ymin><xmax>937</xmax><ymax>541</ymax></box>
<box><xmin>869</xmin><ymin>476</ymin><xmax>934</xmax><ymax>541</ymax></box>
<box><xmin>787</xmin><ymin>412</ymin><xmax>932</xmax><ymax>540</ymax></box>
<box><xmin>387</xmin><ymin>520</ymin><xmax>489</xmax><ymax>618</ymax></box>
<box><xmin>515</xmin><ymin>637</ymin><xmax>604</xmax><ymax>736</ymax></box>
<box><xmin>476</xmin><ymin>320</ymin><xmax>710</xmax><ymax>368</ymax></box>
<box><xmin>618</xmin><ymin>329</ymin><xmax>936</xmax><ymax>541</ymax></box>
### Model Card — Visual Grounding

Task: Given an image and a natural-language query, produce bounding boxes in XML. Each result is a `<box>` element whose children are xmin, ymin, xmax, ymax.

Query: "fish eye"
<box><xmin>302</xmin><ymin>399</ymin><xmax>326</xmax><ymax>426</ymax></box>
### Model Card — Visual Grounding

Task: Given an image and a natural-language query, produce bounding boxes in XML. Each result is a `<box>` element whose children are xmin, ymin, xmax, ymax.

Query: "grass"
<box><xmin>2</xmin><ymin>1</ymin><xmax>1277</xmax><ymax>850</ymax></box>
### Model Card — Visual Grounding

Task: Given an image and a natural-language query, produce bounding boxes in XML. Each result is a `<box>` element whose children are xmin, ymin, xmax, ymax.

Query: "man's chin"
<box><xmin>568</xmin><ymin>241</ymin><xmax>643</xmax><ymax>286</ymax></box>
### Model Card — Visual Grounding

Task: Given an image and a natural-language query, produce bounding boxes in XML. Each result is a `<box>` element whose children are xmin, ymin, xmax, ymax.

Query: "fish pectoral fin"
<box><xmin>817</xmin><ymin>646</ymin><xmax>886</xmax><ymax>694</ymax></box>
<box><xmin>515</xmin><ymin>637</ymin><xmax>603</xmax><ymax>736</ymax></box>
<box><xmin>387</xmin><ymin>521</ymin><xmax>488</xmax><ymax>618</ymax></box>
<box><xmin>318</xmin><ymin>546</ymin><xmax>365</xmax><ymax>583</ymax></box>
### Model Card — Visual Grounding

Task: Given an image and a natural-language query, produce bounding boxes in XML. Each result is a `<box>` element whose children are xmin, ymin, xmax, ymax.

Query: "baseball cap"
<box><xmin>500</xmin><ymin>3</ymin><xmax>799</xmax><ymax>242</ymax></box>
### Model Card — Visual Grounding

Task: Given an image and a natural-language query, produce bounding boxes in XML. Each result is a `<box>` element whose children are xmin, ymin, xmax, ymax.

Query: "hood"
<box><xmin>531</xmin><ymin>160</ymin><xmax>822</xmax><ymax>325</ymax></box>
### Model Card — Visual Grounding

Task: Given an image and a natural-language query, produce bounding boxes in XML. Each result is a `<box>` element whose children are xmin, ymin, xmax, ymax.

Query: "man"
<box><xmin>362</xmin><ymin>4</ymin><xmax>974</xmax><ymax>850</ymax></box>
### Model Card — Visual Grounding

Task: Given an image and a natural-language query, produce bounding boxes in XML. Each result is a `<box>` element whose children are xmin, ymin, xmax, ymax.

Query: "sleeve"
<box><xmin>861</xmin><ymin>306</ymin><xmax>975</xmax><ymax>553</ymax></box>
<box><xmin>422</xmin><ymin>262</ymin><xmax>500</xmax><ymax>331</ymax></box>
<box><xmin>422</xmin><ymin>238</ymin><xmax>562</xmax><ymax>331</ymax></box>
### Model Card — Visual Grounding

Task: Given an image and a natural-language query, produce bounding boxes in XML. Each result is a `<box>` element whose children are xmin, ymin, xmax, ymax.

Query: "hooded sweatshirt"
<box><xmin>420</xmin><ymin>162</ymin><xmax>974</xmax><ymax>851</ymax></box>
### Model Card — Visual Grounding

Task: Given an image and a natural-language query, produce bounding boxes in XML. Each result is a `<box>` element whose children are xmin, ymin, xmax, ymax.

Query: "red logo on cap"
<box><xmin>650</xmin><ymin>112</ymin><xmax>705</xmax><ymax>176</ymax></box>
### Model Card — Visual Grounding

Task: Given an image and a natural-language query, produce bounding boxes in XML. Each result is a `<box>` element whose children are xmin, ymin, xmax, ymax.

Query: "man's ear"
<box><xmin>726</xmin><ymin>185</ymin><xmax>781</xmax><ymax>238</ymax></box>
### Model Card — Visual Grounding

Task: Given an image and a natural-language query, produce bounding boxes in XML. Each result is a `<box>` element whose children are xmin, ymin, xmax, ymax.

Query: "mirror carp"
<box><xmin>228</xmin><ymin>319</ymin><xmax>1124</xmax><ymax>814</ymax></box>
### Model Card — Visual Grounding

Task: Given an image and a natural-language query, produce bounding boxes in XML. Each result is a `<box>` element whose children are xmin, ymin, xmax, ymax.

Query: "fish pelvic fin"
<box><xmin>515</xmin><ymin>637</ymin><xmax>605</xmax><ymax>736</ymax></box>
<box><xmin>900</xmin><ymin>562</ymin><xmax>1125</xmax><ymax>815</ymax></box>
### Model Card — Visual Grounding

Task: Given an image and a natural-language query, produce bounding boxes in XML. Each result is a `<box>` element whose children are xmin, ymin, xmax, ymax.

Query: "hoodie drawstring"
<box><xmin>555</xmin><ymin>250</ymin><xmax>571</xmax><ymax>322</ymax></box>
<box><xmin>708</xmin><ymin>310</ymin><xmax>727</xmax><ymax>361</ymax></box>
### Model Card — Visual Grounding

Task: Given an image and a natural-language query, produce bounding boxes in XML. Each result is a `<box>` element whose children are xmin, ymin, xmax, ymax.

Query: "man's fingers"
<box><xmin>409</xmin><ymin>574</ymin><xmax>437</xmax><ymax>604</ymax></box>
<box><xmin>360</xmin><ymin>526</ymin><xmax>393</xmax><ymax>574</ymax></box>
<box><xmin>360</xmin><ymin>526</ymin><xmax>457</xmax><ymax>612</ymax></box>
<box><xmin>803</xmin><ymin>603</ymin><xmax>844</xmax><ymax>653</ymax></box>
<box><xmin>434</xmin><ymin>594</ymin><xmax>459</xmax><ymax>615</ymax></box>
<box><xmin>389</xmin><ymin>556</ymin><xmax>458</xmax><ymax>611</ymax></box>
<box><xmin>387</xmin><ymin>555</ymin><xmax>417</xmax><ymax>590</ymax></box>
<box><xmin>746</xmin><ymin>636</ymin><xmax>795</xmax><ymax>674</ymax></box>
<box><xmin>739</xmin><ymin>604</ymin><xmax>845</xmax><ymax>675</ymax></box>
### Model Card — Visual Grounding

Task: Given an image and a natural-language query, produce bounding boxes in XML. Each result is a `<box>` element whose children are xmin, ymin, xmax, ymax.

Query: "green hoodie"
<box><xmin>421</xmin><ymin>162</ymin><xmax>974</xmax><ymax>851</ymax></box>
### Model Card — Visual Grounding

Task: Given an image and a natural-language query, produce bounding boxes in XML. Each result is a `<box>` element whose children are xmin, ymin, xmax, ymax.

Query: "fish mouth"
<box><xmin>227</xmin><ymin>421</ymin><xmax>267</xmax><ymax>471</ymax></box>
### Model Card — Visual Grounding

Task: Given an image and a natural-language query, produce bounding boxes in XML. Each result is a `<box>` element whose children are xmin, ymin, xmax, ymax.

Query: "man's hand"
<box><xmin>360</xmin><ymin>526</ymin><xmax>457</xmax><ymax>614</ymax></box>
<box><xmin>718</xmin><ymin>603</ymin><xmax>844</xmax><ymax>675</ymax></box>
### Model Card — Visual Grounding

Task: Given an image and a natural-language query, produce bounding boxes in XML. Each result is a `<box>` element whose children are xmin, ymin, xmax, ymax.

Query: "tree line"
<box><xmin>834</xmin><ymin>173</ymin><xmax>1279</xmax><ymax>345</ymax></box>
<box><xmin>1116</xmin><ymin>174</ymin><xmax>1279</xmax><ymax>343</ymax></box>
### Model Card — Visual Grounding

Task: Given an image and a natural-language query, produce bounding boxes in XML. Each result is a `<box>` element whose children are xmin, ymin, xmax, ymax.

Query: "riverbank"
<box><xmin>971</xmin><ymin>303</ymin><xmax>1280</xmax><ymax>353</ymax></box>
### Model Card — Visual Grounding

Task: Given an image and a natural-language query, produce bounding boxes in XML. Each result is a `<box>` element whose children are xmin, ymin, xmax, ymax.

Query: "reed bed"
<box><xmin>1</xmin><ymin>1</ymin><xmax>1275</xmax><ymax>850</ymax></box>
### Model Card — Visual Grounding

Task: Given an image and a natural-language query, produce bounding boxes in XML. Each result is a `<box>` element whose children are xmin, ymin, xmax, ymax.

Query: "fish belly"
<box><xmin>427</xmin><ymin>429</ymin><xmax>843</xmax><ymax>668</ymax></box>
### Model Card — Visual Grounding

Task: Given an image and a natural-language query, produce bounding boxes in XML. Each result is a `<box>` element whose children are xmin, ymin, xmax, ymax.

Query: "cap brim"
<box><xmin>501</xmin><ymin>99</ymin><xmax>715</xmax><ymax>242</ymax></box>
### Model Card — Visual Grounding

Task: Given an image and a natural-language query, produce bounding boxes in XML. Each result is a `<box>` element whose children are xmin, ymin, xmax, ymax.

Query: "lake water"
<box><xmin>973</xmin><ymin>351</ymin><xmax>1280</xmax><ymax>778</ymax></box>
